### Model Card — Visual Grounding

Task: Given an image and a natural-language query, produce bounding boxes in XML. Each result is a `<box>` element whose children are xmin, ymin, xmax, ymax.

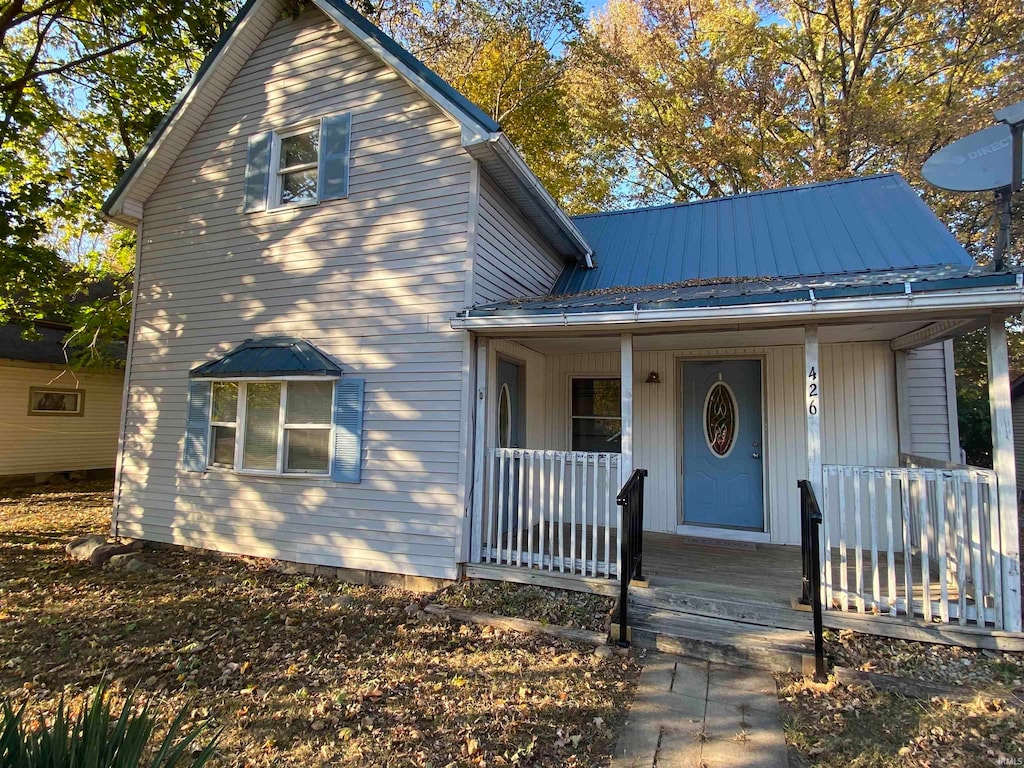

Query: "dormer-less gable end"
<box><xmin>102</xmin><ymin>0</ymin><xmax>591</xmax><ymax>264</ymax></box>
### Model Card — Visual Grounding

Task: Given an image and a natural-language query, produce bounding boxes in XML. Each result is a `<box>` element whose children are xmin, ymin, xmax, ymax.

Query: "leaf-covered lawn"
<box><xmin>779</xmin><ymin>629</ymin><xmax>1024</xmax><ymax>766</ymax></box>
<box><xmin>435</xmin><ymin>581</ymin><xmax>613</xmax><ymax>633</ymax></box>
<box><xmin>0</xmin><ymin>481</ymin><xmax>640</xmax><ymax>767</ymax></box>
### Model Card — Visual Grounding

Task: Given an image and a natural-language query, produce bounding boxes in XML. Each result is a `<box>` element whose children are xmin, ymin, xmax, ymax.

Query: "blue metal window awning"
<box><xmin>189</xmin><ymin>337</ymin><xmax>344</xmax><ymax>378</ymax></box>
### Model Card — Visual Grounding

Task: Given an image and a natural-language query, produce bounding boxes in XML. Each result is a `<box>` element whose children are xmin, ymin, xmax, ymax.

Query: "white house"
<box><xmin>103</xmin><ymin>0</ymin><xmax>1023</xmax><ymax>636</ymax></box>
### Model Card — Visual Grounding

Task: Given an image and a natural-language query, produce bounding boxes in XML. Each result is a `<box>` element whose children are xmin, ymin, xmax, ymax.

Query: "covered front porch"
<box><xmin>461</xmin><ymin>301</ymin><xmax>1024</xmax><ymax>635</ymax></box>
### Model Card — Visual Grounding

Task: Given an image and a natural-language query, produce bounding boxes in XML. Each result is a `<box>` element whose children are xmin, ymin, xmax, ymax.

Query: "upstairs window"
<box><xmin>274</xmin><ymin>126</ymin><xmax>320</xmax><ymax>207</ymax></box>
<box><xmin>243</xmin><ymin>113</ymin><xmax>352</xmax><ymax>213</ymax></box>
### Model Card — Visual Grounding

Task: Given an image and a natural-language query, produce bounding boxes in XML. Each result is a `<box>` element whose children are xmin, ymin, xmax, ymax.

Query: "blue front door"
<box><xmin>681</xmin><ymin>360</ymin><xmax>764</xmax><ymax>530</ymax></box>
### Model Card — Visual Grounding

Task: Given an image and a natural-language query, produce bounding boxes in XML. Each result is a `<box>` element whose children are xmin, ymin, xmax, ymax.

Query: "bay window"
<box><xmin>207</xmin><ymin>379</ymin><xmax>334</xmax><ymax>475</ymax></box>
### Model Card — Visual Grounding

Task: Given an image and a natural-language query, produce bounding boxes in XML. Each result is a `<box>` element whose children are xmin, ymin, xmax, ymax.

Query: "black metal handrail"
<box><xmin>797</xmin><ymin>479</ymin><xmax>827</xmax><ymax>680</ymax></box>
<box><xmin>616</xmin><ymin>468</ymin><xmax>648</xmax><ymax>648</ymax></box>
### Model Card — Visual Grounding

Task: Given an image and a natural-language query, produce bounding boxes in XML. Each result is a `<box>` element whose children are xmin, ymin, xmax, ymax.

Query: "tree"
<box><xmin>365</xmin><ymin>0</ymin><xmax>615</xmax><ymax>213</ymax></box>
<box><xmin>569</xmin><ymin>0</ymin><xmax>1024</xmax><ymax>244</ymax></box>
<box><xmin>0</xmin><ymin>0</ymin><xmax>240</xmax><ymax>364</ymax></box>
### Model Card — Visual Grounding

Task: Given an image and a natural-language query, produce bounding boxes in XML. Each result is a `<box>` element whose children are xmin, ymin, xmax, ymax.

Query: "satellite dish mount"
<box><xmin>922</xmin><ymin>99</ymin><xmax>1024</xmax><ymax>270</ymax></box>
<box><xmin>993</xmin><ymin>102</ymin><xmax>1024</xmax><ymax>270</ymax></box>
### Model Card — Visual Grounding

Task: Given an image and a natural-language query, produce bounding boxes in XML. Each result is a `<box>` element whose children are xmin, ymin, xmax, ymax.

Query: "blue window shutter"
<box><xmin>184</xmin><ymin>379</ymin><xmax>211</xmax><ymax>472</ymax></box>
<box><xmin>319</xmin><ymin>114</ymin><xmax>351</xmax><ymax>201</ymax></box>
<box><xmin>331</xmin><ymin>378</ymin><xmax>364</xmax><ymax>483</ymax></box>
<box><xmin>244</xmin><ymin>131</ymin><xmax>272</xmax><ymax>213</ymax></box>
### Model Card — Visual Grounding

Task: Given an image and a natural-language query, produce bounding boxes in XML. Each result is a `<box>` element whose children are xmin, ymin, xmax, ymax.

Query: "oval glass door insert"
<box><xmin>498</xmin><ymin>383</ymin><xmax>512</xmax><ymax>448</ymax></box>
<box><xmin>703</xmin><ymin>381</ymin><xmax>738</xmax><ymax>457</ymax></box>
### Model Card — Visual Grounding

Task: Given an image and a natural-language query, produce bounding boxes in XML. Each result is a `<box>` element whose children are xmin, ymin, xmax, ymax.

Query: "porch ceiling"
<box><xmin>503</xmin><ymin>320</ymin><xmax>952</xmax><ymax>354</ymax></box>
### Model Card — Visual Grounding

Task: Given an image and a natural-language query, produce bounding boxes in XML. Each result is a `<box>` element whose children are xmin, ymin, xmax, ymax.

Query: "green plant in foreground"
<box><xmin>0</xmin><ymin>683</ymin><xmax>219</xmax><ymax>768</ymax></box>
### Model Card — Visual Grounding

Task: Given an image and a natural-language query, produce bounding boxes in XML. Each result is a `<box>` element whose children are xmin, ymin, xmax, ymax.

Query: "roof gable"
<box><xmin>102</xmin><ymin>0</ymin><xmax>590</xmax><ymax>261</ymax></box>
<box><xmin>556</xmin><ymin>174</ymin><xmax>974</xmax><ymax>294</ymax></box>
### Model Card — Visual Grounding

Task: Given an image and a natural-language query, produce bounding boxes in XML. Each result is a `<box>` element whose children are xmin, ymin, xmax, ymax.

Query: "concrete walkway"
<box><xmin>611</xmin><ymin>654</ymin><xmax>789</xmax><ymax>768</ymax></box>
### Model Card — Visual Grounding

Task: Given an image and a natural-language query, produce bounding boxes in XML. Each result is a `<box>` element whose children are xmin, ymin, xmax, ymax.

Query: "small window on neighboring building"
<box><xmin>570</xmin><ymin>378</ymin><xmax>621</xmax><ymax>453</ymax></box>
<box><xmin>29</xmin><ymin>387</ymin><xmax>84</xmax><ymax>416</ymax></box>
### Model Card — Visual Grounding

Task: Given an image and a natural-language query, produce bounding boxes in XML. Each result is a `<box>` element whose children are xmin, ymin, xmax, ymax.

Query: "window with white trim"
<box><xmin>29</xmin><ymin>387</ymin><xmax>84</xmax><ymax>416</ymax></box>
<box><xmin>208</xmin><ymin>380</ymin><xmax>334</xmax><ymax>475</ymax></box>
<box><xmin>570</xmin><ymin>378</ymin><xmax>621</xmax><ymax>453</ymax></box>
<box><xmin>243</xmin><ymin>113</ymin><xmax>352</xmax><ymax>214</ymax></box>
<box><xmin>272</xmin><ymin>125</ymin><xmax>320</xmax><ymax>207</ymax></box>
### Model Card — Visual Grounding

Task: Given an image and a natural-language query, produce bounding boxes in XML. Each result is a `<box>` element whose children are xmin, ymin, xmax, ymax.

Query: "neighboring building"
<box><xmin>0</xmin><ymin>322</ymin><xmax>124</xmax><ymax>481</ymax></box>
<box><xmin>102</xmin><ymin>0</ymin><xmax>1023</xmax><ymax>634</ymax></box>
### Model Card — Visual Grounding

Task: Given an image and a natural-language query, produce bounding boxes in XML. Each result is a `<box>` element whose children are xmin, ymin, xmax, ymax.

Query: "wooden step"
<box><xmin>632</xmin><ymin>583</ymin><xmax>814</xmax><ymax>632</ymax></box>
<box><xmin>628</xmin><ymin>603</ymin><xmax>815</xmax><ymax>673</ymax></box>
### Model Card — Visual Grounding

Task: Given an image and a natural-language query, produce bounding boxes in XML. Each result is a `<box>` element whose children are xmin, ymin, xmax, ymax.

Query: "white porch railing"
<box><xmin>475</xmin><ymin>448</ymin><xmax>622</xmax><ymax>578</ymax></box>
<box><xmin>821</xmin><ymin>464</ymin><xmax>1004</xmax><ymax>628</ymax></box>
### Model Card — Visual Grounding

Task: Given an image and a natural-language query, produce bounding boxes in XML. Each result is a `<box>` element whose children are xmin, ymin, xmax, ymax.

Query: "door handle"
<box><xmin>752</xmin><ymin>452</ymin><xmax>761</xmax><ymax>459</ymax></box>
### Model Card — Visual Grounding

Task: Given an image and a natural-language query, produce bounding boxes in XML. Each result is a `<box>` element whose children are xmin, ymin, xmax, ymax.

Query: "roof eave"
<box><xmin>464</xmin><ymin>134</ymin><xmax>593</xmax><ymax>265</ymax></box>
<box><xmin>102</xmin><ymin>0</ymin><xmax>266</xmax><ymax>226</ymax></box>
<box><xmin>451</xmin><ymin>278</ymin><xmax>1024</xmax><ymax>331</ymax></box>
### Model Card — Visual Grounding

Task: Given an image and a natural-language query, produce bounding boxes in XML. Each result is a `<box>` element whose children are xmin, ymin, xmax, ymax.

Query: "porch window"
<box><xmin>571</xmin><ymin>378</ymin><xmax>621</xmax><ymax>453</ymax></box>
<box><xmin>208</xmin><ymin>380</ymin><xmax>334</xmax><ymax>475</ymax></box>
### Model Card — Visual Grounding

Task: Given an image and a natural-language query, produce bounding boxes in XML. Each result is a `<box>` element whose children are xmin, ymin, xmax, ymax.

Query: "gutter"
<box><xmin>450</xmin><ymin>281</ymin><xmax>1024</xmax><ymax>331</ymax></box>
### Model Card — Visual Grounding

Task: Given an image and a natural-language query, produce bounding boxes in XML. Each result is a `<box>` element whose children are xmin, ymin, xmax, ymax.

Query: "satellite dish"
<box><xmin>922</xmin><ymin>124</ymin><xmax>1022</xmax><ymax>192</ymax></box>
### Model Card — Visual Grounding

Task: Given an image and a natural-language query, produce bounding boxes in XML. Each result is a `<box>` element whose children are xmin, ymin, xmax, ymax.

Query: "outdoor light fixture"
<box><xmin>645</xmin><ymin>371</ymin><xmax>661</xmax><ymax>384</ymax></box>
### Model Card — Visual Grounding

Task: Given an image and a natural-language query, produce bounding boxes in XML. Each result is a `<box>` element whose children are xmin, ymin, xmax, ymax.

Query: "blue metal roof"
<box><xmin>190</xmin><ymin>337</ymin><xmax>343</xmax><ymax>378</ymax></box>
<box><xmin>555</xmin><ymin>174</ymin><xmax>974</xmax><ymax>295</ymax></box>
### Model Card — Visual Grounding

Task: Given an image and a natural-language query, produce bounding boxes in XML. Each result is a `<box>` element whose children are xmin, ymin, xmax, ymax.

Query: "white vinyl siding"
<box><xmin>472</xmin><ymin>172</ymin><xmax>565</xmax><ymax>304</ymax></box>
<box><xmin>0</xmin><ymin>360</ymin><xmax>123</xmax><ymax>476</ymax></box>
<box><xmin>114</xmin><ymin>6</ymin><xmax>473</xmax><ymax>580</ymax></box>
<box><xmin>903</xmin><ymin>341</ymin><xmax>959</xmax><ymax>461</ymax></box>
<box><xmin>527</xmin><ymin>342</ymin><xmax>899</xmax><ymax>545</ymax></box>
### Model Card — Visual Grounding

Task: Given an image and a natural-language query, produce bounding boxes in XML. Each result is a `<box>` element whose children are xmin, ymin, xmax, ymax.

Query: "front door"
<box><xmin>681</xmin><ymin>360</ymin><xmax>764</xmax><ymax>530</ymax></box>
<box><xmin>496</xmin><ymin>358</ymin><xmax>525</xmax><ymax>532</ymax></box>
<box><xmin>496</xmin><ymin>358</ymin><xmax>524</xmax><ymax>449</ymax></box>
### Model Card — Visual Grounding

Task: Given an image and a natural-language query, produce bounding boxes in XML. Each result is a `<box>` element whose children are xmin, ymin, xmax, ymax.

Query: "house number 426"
<box><xmin>807</xmin><ymin>366</ymin><xmax>818</xmax><ymax>415</ymax></box>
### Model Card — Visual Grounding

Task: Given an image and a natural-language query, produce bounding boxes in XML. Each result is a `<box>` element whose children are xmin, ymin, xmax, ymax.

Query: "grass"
<box><xmin>0</xmin><ymin>480</ymin><xmax>641</xmax><ymax>767</ymax></box>
<box><xmin>434</xmin><ymin>580</ymin><xmax>614</xmax><ymax>632</ymax></box>
<box><xmin>778</xmin><ymin>660</ymin><xmax>1024</xmax><ymax>766</ymax></box>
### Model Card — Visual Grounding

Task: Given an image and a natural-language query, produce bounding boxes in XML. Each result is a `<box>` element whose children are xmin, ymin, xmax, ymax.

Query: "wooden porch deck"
<box><xmin>641</xmin><ymin>533</ymin><xmax>802</xmax><ymax>610</ymax></box>
<box><xmin>471</xmin><ymin>526</ymin><xmax>1022</xmax><ymax>648</ymax></box>
<box><xmin>481</xmin><ymin>526</ymin><xmax>962</xmax><ymax>610</ymax></box>
<box><xmin>643</xmin><ymin>532</ymin><xmax>967</xmax><ymax>611</ymax></box>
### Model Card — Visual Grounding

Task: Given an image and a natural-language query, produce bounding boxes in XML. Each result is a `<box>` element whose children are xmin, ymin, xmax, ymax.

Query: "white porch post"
<box><xmin>894</xmin><ymin>351</ymin><xmax>912</xmax><ymax>457</ymax></box>
<box><xmin>470</xmin><ymin>338</ymin><xmax>488</xmax><ymax>564</ymax></box>
<box><xmin>987</xmin><ymin>316</ymin><xmax>1022</xmax><ymax>631</ymax></box>
<box><xmin>805</xmin><ymin>326</ymin><xmax>821</xmax><ymax>490</ymax></box>
<box><xmin>620</xmin><ymin>333</ymin><xmax>634</xmax><ymax>483</ymax></box>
